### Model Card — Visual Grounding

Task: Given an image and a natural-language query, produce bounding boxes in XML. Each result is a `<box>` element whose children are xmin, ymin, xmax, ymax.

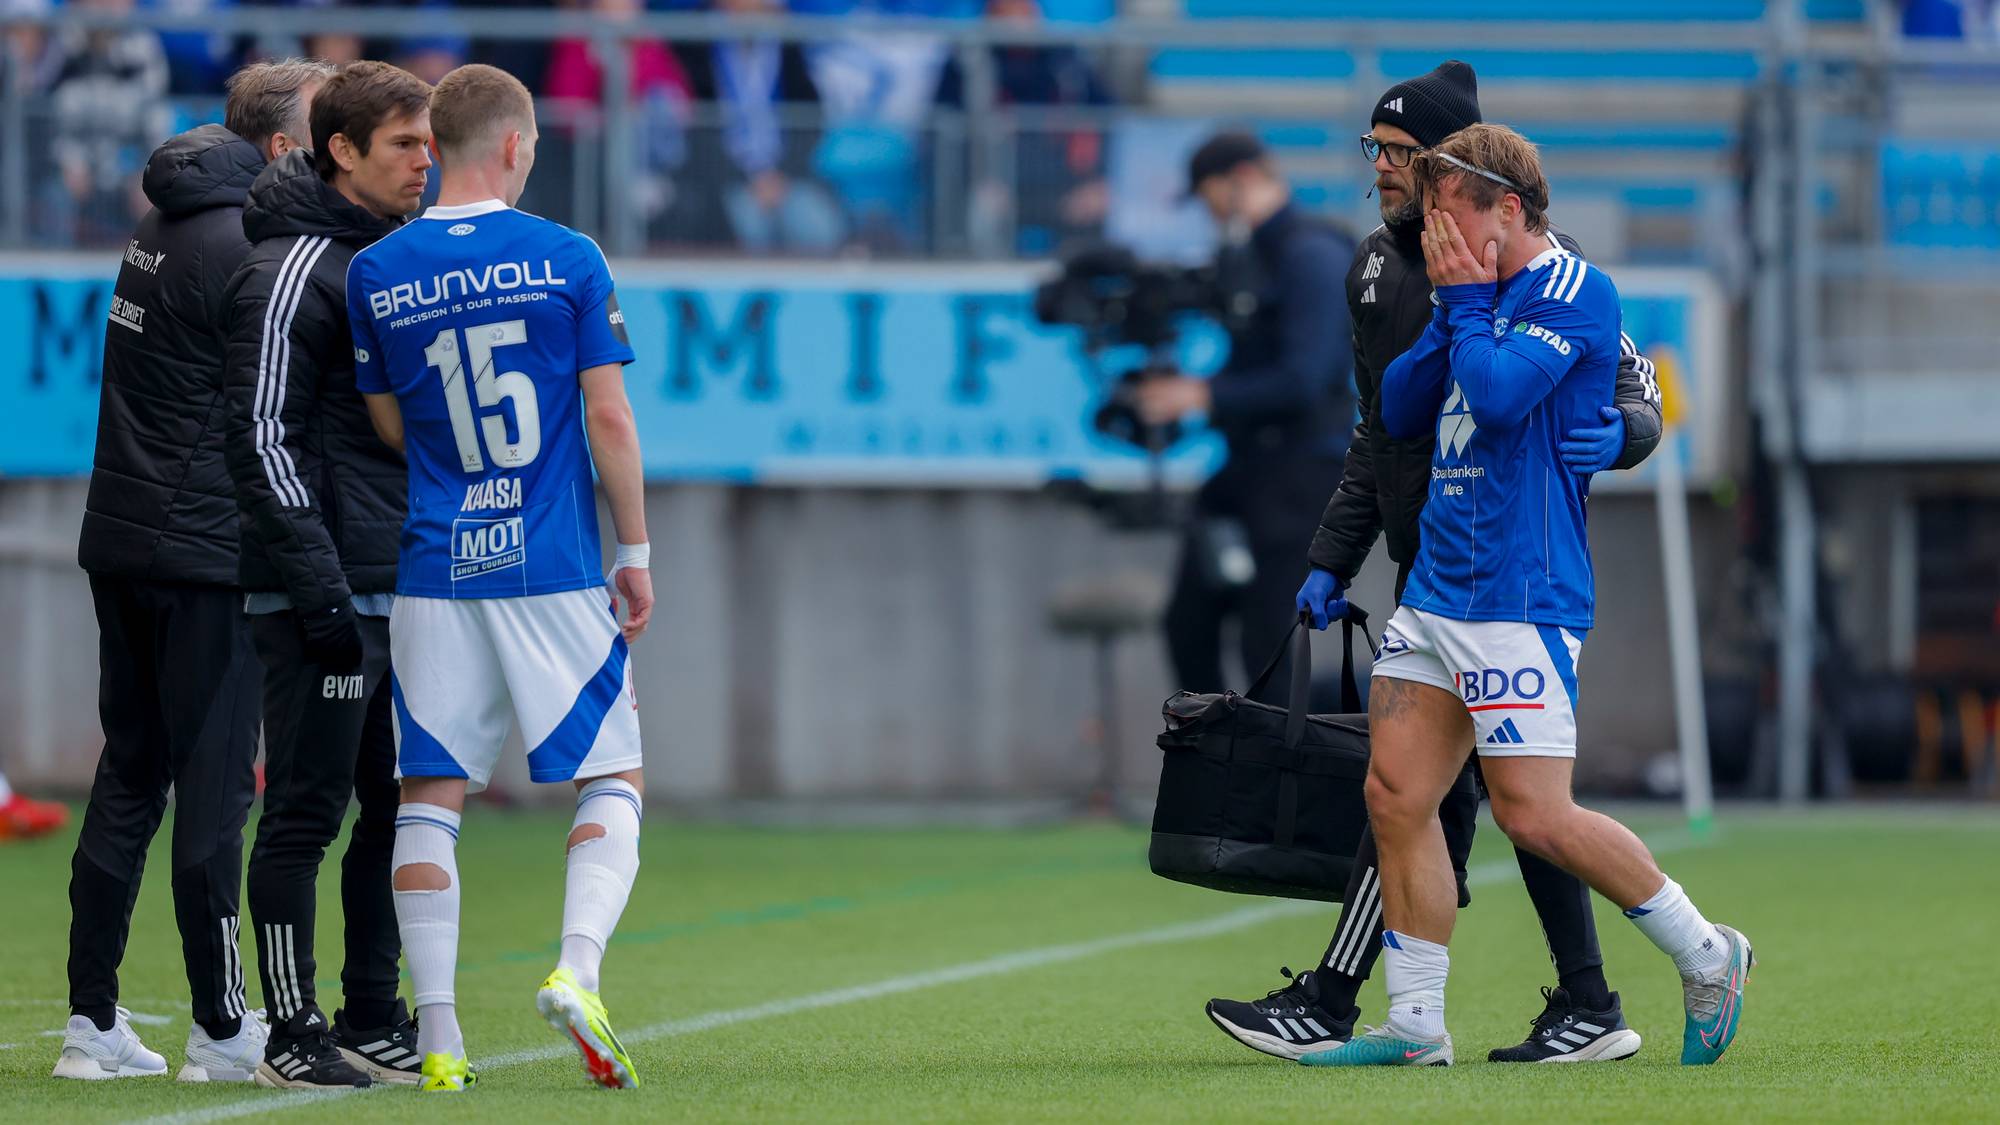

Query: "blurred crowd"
<box><xmin>0</xmin><ymin>0</ymin><xmax>1117</xmax><ymax>254</ymax></box>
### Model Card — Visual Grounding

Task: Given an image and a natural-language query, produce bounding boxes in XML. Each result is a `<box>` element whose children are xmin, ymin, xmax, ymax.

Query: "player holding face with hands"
<box><xmin>1209</xmin><ymin>62</ymin><xmax>1663</xmax><ymax>1066</ymax></box>
<box><xmin>1301</xmin><ymin>124</ymin><xmax>1751</xmax><ymax>1070</ymax></box>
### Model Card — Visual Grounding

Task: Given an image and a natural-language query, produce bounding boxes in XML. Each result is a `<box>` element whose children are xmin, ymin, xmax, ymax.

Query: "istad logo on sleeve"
<box><xmin>1513</xmin><ymin>321</ymin><xmax>1572</xmax><ymax>356</ymax></box>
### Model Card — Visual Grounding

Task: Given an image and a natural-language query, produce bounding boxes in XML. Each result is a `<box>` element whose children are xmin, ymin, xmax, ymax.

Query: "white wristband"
<box><xmin>612</xmin><ymin>542</ymin><xmax>650</xmax><ymax>572</ymax></box>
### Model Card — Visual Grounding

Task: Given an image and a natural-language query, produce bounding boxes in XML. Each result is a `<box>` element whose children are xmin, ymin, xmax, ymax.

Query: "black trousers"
<box><xmin>69</xmin><ymin>576</ymin><xmax>262</xmax><ymax>1032</ymax></box>
<box><xmin>1165</xmin><ymin>450</ymin><xmax>1345</xmax><ymax>704</ymax></box>
<box><xmin>245</xmin><ymin>610</ymin><xmax>400</xmax><ymax>1023</ymax></box>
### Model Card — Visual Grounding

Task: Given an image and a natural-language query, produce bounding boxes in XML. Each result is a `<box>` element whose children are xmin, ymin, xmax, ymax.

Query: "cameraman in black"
<box><xmin>1136</xmin><ymin>133</ymin><xmax>1355</xmax><ymax>702</ymax></box>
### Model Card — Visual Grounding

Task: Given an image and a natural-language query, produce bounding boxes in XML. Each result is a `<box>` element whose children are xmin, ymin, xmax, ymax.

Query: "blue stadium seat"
<box><xmin>1151</xmin><ymin>48</ymin><xmax>1355</xmax><ymax>81</ymax></box>
<box><xmin>1183</xmin><ymin>1</ymin><xmax>1766</xmax><ymax>20</ymax></box>
<box><xmin>1179</xmin><ymin>0</ymin><xmax>1863</xmax><ymax>20</ymax></box>
<box><xmin>1151</xmin><ymin>48</ymin><xmax>1759</xmax><ymax>84</ymax></box>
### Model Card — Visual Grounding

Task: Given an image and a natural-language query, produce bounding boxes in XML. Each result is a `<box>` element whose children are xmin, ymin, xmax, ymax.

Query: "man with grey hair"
<box><xmin>60</xmin><ymin>58</ymin><xmax>330</xmax><ymax>1085</ymax></box>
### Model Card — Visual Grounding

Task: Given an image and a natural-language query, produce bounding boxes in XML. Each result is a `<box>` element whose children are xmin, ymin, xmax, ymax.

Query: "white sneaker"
<box><xmin>179</xmin><ymin>1009</ymin><xmax>270</xmax><ymax>1082</ymax></box>
<box><xmin>51</xmin><ymin>1007</ymin><xmax>169</xmax><ymax>1080</ymax></box>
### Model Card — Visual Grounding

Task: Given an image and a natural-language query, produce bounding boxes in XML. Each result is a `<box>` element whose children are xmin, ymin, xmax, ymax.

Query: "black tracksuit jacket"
<box><xmin>222</xmin><ymin>149</ymin><xmax>405</xmax><ymax>611</ymax></box>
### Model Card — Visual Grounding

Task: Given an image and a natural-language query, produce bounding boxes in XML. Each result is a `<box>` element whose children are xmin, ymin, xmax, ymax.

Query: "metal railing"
<box><xmin>0</xmin><ymin>5</ymin><xmax>1830</xmax><ymax>259</ymax></box>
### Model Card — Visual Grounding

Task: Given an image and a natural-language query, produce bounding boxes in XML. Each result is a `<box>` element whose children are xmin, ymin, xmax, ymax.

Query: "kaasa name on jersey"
<box><xmin>462</xmin><ymin>475</ymin><xmax>522</xmax><ymax>512</ymax></box>
<box><xmin>368</xmin><ymin>259</ymin><xmax>569</xmax><ymax>328</ymax></box>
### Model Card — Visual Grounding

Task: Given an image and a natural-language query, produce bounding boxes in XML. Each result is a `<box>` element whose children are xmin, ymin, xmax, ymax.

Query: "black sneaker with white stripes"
<box><xmin>332</xmin><ymin>1000</ymin><xmax>423</xmax><ymax>1086</ymax></box>
<box><xmin>1486</xmin><ymin>987</ymin><xmax>1642</xmax><ymax>1063</ymax></box>
<box><xmin>1205</xmin><ymin>968</ymin><xmax>1359</xmax><ymax>1061</ymax></box>
<box><xmin>255</xmin><ymin>1007</ymin><xmax>373</xmax><ymax>1089</ymax></box>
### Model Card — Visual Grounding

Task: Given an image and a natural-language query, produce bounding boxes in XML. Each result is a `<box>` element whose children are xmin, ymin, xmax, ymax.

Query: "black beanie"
<box><xmin>1371</xmin><ymin>60</ymin><xmax>1481</xmax><ymax>149</ymax></box>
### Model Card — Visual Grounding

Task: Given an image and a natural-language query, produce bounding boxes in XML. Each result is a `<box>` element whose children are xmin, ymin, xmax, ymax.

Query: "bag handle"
<box><xmin>1244</xmin><ymin>605</ymin><xmax>1375</xmax><ymax>749</ymax></box>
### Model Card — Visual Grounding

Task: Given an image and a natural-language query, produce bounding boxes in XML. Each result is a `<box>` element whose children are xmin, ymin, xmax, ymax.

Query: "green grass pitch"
<box><xmin>2</xmin><ymin>805</ymin><xmax>1995</xmax><ymax>1123</ymax></box>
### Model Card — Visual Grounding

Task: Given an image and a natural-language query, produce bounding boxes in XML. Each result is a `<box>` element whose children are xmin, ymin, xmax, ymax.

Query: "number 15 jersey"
<box><xmin>349</xmin><ymin>200</ymin><xmax>634</xmax><ymax>599</ymax></box>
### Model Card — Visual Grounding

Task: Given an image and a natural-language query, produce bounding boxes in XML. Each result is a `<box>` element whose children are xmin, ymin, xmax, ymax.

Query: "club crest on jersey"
<box><xmin>448</xmin><ymin>223</ymin><xmax>476</xmax><ymax>236</ymax></box>
<box><xmin>1438</xmin><ymin>383</ymin><xmax>1476</xmax><ymax>458</ymax></box>
<box><xmin>450</xmin><ymin>515</ymin><xmax>526</xmax><ymax>580</ymax></box>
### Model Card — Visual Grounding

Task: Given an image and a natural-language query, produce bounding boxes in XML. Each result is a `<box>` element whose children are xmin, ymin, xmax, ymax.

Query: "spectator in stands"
<box><xmin>304</xmin><ymin>31</ymin><xmax>364</xmax><ymax>64</ymax></box>
<box><xmin>148</xmin><ymin>0</ymin><xmax>245</xmax><ymax>95</ymax></box>
<box><xmin>544</xmin><ymin>0</ymin><xmax>691</xmax><ymax>239</ymax></box>
<box><xmin>394</xmin><ymin>31</ymin><xmax>467</xmax><ymax>88</ymax></box>
<box><xmin>795</xmin><ymin>0</ymin><xmax>967</xmax><ymax>252</ymax></box>
<box><xmin>47</xmin><ymin>0</ymin><xmax>171</xmax><ymax>242</ymax></box>
<box><xmin>682</xmin><ymin>0</ymin><xmax>844</xmax><ymax>253</ymax></box>
<box><xmin>235</xmin><ymin>0</ymin><xmax>361</xmax><ymax>75</ymax></box>
<box><xmin>2</xmin><ymin>0</ymin><xmax>62</xmax><ymax>244</ymax></box>
<box><xmin>468</xmin><ymin>0</ymin><xmax>552</xmax><ymax>93</ymax></box>
<box><xmin>1902</xmin><ymin>0</ymin><xmax>1968</xmax><ymax>38</ymax></box>
<box><xmin>2</xmin><ymin>0</ymin><xmax>62</xmax><ymax>96</ymax></box>
<box><xmin>940</xmin><ymin>0</ymin><xmax>1111</xmax><ymax>254</ymax></box>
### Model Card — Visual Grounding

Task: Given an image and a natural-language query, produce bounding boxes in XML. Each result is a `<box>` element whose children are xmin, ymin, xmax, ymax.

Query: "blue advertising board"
<box><xmin>0</xmin><ymin>256</ymin><xmax>1720</xmax><ymax>490</ymax></box>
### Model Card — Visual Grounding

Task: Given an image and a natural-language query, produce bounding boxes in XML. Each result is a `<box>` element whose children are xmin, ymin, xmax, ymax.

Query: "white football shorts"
<box><xmin>1371</xmin><ymin>605</ymin><xmax>1586</xmax><ymax>758</ymax></box>
<box><xmin>389</xmin><ymin>587</ymin><xmax>642</xmax><ymax>788</ymax></box>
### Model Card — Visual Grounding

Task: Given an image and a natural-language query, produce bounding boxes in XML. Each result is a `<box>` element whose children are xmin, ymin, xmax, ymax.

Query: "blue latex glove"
<box><xmin>1559</xmin><ymin>406</ymin><xmax>1626</xmax><ymax>474</ymax></box>
<box><xmin>1295</xmin><ymin>568</ymin><xmax>1348</xmax><ymax>631</ymax></box>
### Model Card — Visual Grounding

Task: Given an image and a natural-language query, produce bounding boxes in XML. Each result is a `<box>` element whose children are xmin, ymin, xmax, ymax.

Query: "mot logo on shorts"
<box><xmin>1455</xmin><ymin>667</ymin><xmax>1547</xmax><ymax>708</ymax></box>
<box><xmin>451</xmin><ymin>515</ymin><xmax>526</xmax><ymax>581</ymax></box>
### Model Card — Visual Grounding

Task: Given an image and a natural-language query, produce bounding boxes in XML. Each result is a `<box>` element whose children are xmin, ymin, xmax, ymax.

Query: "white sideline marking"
<box><xmin>123</xmin><ymin>830</ymin><xmax>1706</xmax><ymax>1125</ymax></box>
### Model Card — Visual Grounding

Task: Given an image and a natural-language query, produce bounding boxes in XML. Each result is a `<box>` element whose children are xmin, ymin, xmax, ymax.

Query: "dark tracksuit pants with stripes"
<box><xmin>68</xmin><ymin>577</ymin><xmax>262</xmax><ymax>1037</ymax></box>
<box><xmin>246</xmin><ymin>610</ymin><xmax>400</xmax><ymax>1027</ymax></box>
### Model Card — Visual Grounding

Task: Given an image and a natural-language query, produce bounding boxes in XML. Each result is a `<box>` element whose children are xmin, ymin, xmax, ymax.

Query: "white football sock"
<box><xmin>1625</xmin><ymin>876</ymin><xmax>1728</xmax><ymax>976</ymax></box>
<box><xmin>557</xmin><ymin>778</ymin><xmax>642</xmax><ymax>994</ymax></box>
<box><xmin>1381</xmin><ymin>930</ymin><xmax>1449</xmax><ymax>1040</ymax></box>
<box><xmin>392</xmin><ymin>803</ymin><xmax>463</xmax><ymax>1059</ymax></box>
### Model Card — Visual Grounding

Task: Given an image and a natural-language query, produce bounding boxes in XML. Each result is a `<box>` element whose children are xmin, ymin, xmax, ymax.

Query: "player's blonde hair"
<box><xmin>1414</xmin><ymin>123</ymin><xmax>1552</xmax><ymax>235</ymax></box>
<box><xmin>429</xmin><ymin>63</ymin><xmax>536</xmax><ymax>159</ymax></box>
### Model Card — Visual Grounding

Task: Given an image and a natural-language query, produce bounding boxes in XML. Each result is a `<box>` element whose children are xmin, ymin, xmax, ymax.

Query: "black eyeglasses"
<box><xmin>1360</xmin><ymin>134</ymin><xmax>1423</xmax><ymax>168</ymax></box>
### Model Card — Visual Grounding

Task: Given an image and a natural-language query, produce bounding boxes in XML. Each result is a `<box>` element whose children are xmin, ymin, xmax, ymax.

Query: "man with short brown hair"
<box><xmin>1302</xmin><ymin>123</ymin><xmax>1751</xmax><ymax>1069</ymax></box>
<box><xmin>223</xmin><ymin>58</ymin><xmax>434</xmax><ymax>1090</ymax></box>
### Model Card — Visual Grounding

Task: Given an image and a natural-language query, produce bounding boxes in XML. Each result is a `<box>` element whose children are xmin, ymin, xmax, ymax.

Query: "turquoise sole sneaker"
<box><xmin>1300</xmin><ymin>1027</ymin><xmax>1453</xmax><ymax>1067</ymax></box>
<box><xmin>1680</xmin><ymin>924</ymin><xmax>1754</xmax><ymax>1065</ymax></box>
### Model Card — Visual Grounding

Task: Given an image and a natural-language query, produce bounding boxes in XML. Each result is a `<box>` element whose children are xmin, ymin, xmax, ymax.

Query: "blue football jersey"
<box><xmin>1390</xmin><ymin>244</ymin><xmax>1620</xmax><ymax>630</ymax></box>
<box><xmin>348</xmin><ymin>200</ymin><xmax>634</xmax><ymax>599</ymax></box>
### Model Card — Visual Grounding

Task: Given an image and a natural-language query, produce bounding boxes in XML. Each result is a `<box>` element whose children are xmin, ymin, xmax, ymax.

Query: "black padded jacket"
<box><xmin>78</xmin><ymin>125</ymin><xmax>265</xmax><ymax>585</ymax></box>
